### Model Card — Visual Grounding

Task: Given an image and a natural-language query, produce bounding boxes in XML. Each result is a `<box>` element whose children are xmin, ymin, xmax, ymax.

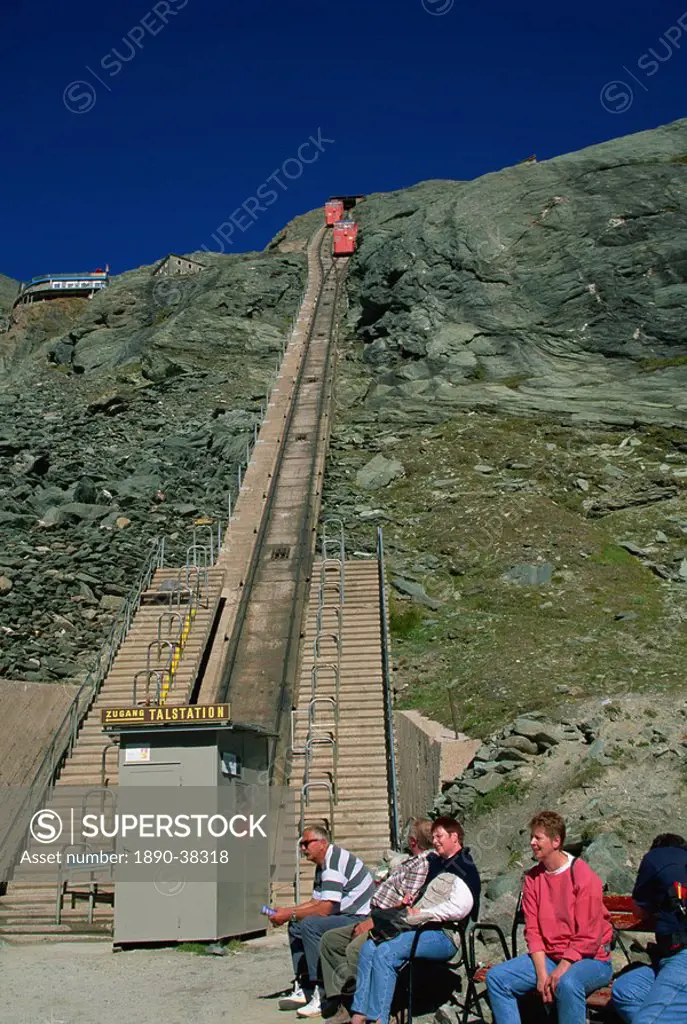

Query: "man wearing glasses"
<box><xmin>271</xmin><ymin>825</ymin><xmax>375</xmax><ymax>1018</ymax></box>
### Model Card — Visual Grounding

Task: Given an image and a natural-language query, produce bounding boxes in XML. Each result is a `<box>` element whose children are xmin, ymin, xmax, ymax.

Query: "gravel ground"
<box><xmin>1</xmin><ymin>933</ymin><xmax>294</xmax><ymax>1024</ymax></box>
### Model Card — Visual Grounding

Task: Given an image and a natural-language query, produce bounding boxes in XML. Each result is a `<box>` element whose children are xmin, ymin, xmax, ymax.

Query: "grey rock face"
<box><xmin>347</xmin><ymin>118</ymin><xmax>687</xmax><ymax>428</ymax></box>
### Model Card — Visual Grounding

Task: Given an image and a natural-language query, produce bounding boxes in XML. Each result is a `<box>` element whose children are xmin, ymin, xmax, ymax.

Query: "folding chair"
<box><xmin>397</xmin><ymin>917</ymin><xmax>511</xmax><ymax>1024</ymax></box>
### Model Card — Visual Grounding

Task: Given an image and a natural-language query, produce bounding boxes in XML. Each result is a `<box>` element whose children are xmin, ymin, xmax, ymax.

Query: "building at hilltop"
<box><xmin>13</xmin><ymin>268</ymin><xmax>110</xmax><ymax>308</ymax></box>
<box><xmin>152</xmin><ymin>254</ymin><xmax>204</xmax><ymax>277</ymax></box>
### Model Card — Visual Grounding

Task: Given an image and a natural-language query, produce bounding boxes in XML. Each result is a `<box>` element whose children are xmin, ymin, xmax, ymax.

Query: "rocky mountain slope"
<box><xmin>0</xmin><ymin>274</ymin><xmax>18</xmax><ymax>321</ymax></box>
<box><xmin>0</xmin><ymin>249</ymin><xmax>305</xmax><ymax>680</ymax></box>
<box><xmin>316</xmin><ymin>118</ymin><xmax>687</xmax><ymax>876</ymax></box>
<box><xmin>2</xmin><ymin>117</ymin><xmax>686</xmax><ymax>888</ymax></box>
<box><xmin>343</xmin><ymin>117</ymin><xmax>687</xmax><ymax>430</ymax></box>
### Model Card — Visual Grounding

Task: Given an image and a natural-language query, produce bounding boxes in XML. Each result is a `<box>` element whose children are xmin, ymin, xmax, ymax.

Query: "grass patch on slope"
<box><xmin>368</xmin><ymin>415</ymin><xmax>687</xmax><ymax>737</ymax></box>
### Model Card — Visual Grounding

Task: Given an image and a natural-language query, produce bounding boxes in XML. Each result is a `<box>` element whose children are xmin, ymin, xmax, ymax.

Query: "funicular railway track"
<box><xmin>211</xmin><ymin>240</ymin><xmax>345</xmax><ymax>764</ymax></box>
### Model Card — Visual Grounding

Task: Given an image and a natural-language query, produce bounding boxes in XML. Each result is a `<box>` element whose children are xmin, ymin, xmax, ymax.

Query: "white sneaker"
<box><xmin>279</xmin><ymin>982</ymin><xmax>308</xmax><ymax>1010</ymax></box>
<box><xmin>296</xmin><ymin>989</ymin><xmax>322</xmax><ymax>1018</ymax></box>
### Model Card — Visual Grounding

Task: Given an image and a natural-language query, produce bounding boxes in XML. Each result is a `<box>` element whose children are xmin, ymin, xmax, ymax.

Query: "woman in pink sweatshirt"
<box><xmin>486</xmin><ymin>811</ymin><xmax>613</xmax><ymax>1024</ymax></box>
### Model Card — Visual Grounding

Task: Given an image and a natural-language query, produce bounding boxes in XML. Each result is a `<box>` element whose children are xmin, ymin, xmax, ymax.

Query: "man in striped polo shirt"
<box><xmin>271</xmin><ymin>824</ymin><xmax>375</xmax><ymax>1017</ymax></box>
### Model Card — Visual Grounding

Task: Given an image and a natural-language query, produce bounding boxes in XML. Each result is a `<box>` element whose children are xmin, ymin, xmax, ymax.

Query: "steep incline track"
<box><xmin>223</xmin><ymin>265</ymin><xmax>341</xmax><ymax>733</ymax></box>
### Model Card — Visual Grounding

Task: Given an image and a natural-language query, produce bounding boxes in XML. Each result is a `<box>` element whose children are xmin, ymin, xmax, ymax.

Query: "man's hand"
<box><xmin>544</xmin><ymin>960</ymin><xmax>571</xmax><ymax>1000</ymax></box>
<box><xmin>352</xmin><ymin>918</ymin><xmax>374</xmax><ymax>939</ymax></box>
<box><xmin>270</xmin><ymin>908</ymin><xmax>291</xmax><ymax>927</ymax></box>
<box><xmin>406</xmin><ymin>906</ymin><xmax>422</xmax><ymax>917</ymax></box>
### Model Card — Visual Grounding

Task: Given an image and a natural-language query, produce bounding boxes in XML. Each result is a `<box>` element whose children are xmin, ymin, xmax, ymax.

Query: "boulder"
<box><xmin>582</xmin><ymin>833</ymin><xmax>636</xmax><ymax>894</ymax></box>
<box><xmin>348</xmin><ymin>118</ymin><xmax>687</xmax><ymax>430</ymax></box>
<box><xmin>356</xmin><ymin>454</ymin><xmax>405</xmax><ymax>490</ymax></box>
<box><xmin>485</xmin><ymin>870</ymin><xmax>524</xmax><ymax>901</ymax></box>
<box><xmin>513</xmin><ymin>718</ymin><xmax>563</xmax><ymax>748</ymax></box>
<box><xmin>503</xmin><ymin>562</ymin><xmax>554</xmax><ymax>586</ymax></box>
<box><xmin>465</xmin><ymin>772</ymin><xmax>504</xmax><ymax>796</ymax></box>
<box><xmin>72</xmin><ymin>477</ymin><xmax>98</xmax><ymax>504</ymax></box>
<box><xmin>390</xmin><ymin>577</ymin><xmax>442</xmax><ymax>610</ymax></box>
<box><xmin>495</xmin><ymin>747</ymin><xmax>531</xmax><ymax>764</ymax></box>
<box><xmin>501</xmin><ymin>735</ymin><xmax>539</xmax><ymax>755</ymax></box>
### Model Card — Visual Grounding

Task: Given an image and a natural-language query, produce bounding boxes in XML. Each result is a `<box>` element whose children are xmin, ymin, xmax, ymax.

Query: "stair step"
<box><xmin>0</xmin><ymin>922</ymin><xmax>113</xmax><ymax>934</ymax></box>
<box><xmin>0</xmin><ymin>909</ymin><xmax>114</xmax><ymax>922</ymax></box>
<box><xmin>0</xmin><ymin>933</ymin><xmax>112</xmax><ymax>944</ymax></box>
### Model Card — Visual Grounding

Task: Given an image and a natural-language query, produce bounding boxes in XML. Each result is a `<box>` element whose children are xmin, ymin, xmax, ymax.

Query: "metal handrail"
<box><xmin>55</xmin><ymin>842</ymin><xmax>114</xmax><ymax>925</ymax></box>
<box><xmin>322</xmin><ymin>517</ymin><xmax>345</xmax><ymax>559</ymax></box>
<box><xmin>290</xmin><ymin>708</ymin><xmax>308</xmax><ymax>755</ymax></box>
<box><xmin>82</xmin><ymin>785</ymin><xmax>117</xmax><ymax>830</ymax></box>
<box><xmin>146</xmin><ymin>638</ymin><xmax>177</xmax><ymax>672</ymax></box>
<box><xmin>192</xmin><ymin>525</ymin><xmax>216</xmax><ymax>566</ymax></box>
<box><xmin>312</xmin><ymin>631</ymin><xmax>341</xmax><ymax>660</ymax></box>
<box><xmin>0</xmin><ymin>537</ymin><xmax>165</xmax><ymax>884</ymax></box>
<box><xmin>319</xmin><ymin>558</ymin><xmax>344</xmax><ymax>605</ymax></box>
<box><xmin>303</xmin><ymin>736</ymin><xmax>337</xmax><ymax>800</ymax></box>
<box><xmin>315</xmin><ymin>603</ymin><xmax>342</xmax><ymax>636</ymax></box>
<box><xmin>310</xmin><ymin>662</ymin><xmax>340</xmax><ymax>701</ymax></box>
<box><xmin>185</xmin><ymin>564</ymin><xmax>209</xmax><ymax>608</ymax></box>
<box><xmin>156</xmin><ymin>611</ymin><xmax>184</xmax><ymax>645</ymax></box>
<box><xmin>377</xmin><ymin>526</ymin><xmax>400</xmax><ymax>850</ymax></box>
<box><xmin>300</xmin><ymin>781</ymin><xmax>334</xmax><ymax>829</ymax></box>
<box><xmin>307</xmin><ymin>694</ymin><xmax>339</xmax><ymax>790</ymax></box>
<box><xmin>186</xmin><ymin>543</ymin><xmax>210</xmax><ymax>571</ymax></box>
<box><xmin>171</xmin><ymin>582</ymin><xmax>194</xmax><ymax>610</ymax></box>
<box><xmin>99</xmin><ymin>744</ymin><xmax>119</xmax><ymax>793</ymax></box>
<box><xmin>307</xmin><ymin>693</ymin><xmax>338</xmax><ymax>723</ymax></box>
<box><xmin>132</xmin><ymin>669</ymin><xmax>164</xmax><ymax>706</ymax></box>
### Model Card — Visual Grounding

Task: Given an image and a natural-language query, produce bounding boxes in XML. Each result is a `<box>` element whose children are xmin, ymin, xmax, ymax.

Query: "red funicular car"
<box><xmin>332</xmin><ymin>220</ymin><xmax>359</xmax><ymax>256</ymax></box>
<box><xmin>325</xmin><ymin>199</ymin><xmax>345</xmax><ymax>225</ymax></box>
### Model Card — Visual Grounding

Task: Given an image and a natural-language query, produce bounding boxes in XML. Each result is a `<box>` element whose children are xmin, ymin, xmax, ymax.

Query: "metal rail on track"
<box><xmin>216</xmin><ymin>234</ymin><xmax>344</xmax><ymax>758</ymax></box>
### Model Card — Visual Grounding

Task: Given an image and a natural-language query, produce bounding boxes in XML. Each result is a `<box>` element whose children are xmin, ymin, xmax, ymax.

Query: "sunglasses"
<box><xmin>299</xmin><ymin>839</ymin><xmax>319</xmax><ymax>848</ymax></box>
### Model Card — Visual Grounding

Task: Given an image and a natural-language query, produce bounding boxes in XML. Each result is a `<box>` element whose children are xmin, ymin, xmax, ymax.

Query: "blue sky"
<box><xmin>1</xmin><ymin>0</ymin><xmax>685</xmax><ymax>281</ymax></box>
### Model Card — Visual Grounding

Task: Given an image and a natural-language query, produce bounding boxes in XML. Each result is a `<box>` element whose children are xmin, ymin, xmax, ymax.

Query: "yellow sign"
<box><xmin>102</xmin><ymin>703</ymin><xmax>231</xmax><ymax>727</ymax></box>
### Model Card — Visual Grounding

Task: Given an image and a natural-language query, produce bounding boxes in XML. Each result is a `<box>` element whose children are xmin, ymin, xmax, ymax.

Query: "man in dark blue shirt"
<box><xmin>612</xmin><ymin>833</ymin><xmax>687</xmax><ymax>1023</ymax></box>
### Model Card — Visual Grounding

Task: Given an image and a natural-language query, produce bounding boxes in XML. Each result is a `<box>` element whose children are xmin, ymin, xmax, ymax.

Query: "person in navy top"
<box><xmin>612</xmin><ymin>833</ymin><xmax>687</xmax><ymax>1023</ymax></box>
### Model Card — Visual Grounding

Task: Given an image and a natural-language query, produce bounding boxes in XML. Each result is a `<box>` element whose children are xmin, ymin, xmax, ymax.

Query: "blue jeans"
<box><xmin>486</xmin><ymin>953</ymin><xmax>613</xmax><ymax>1024</ymax></box>
<box><xmin>289</xmin><ymin>913</ymin><xmax>363</xmax><ymax>984</ymax></box>
<box><xmin>611</xmin><ymin>949</ymin><xmax>687</xmax><ymax>1023</ymax></box>
<box><xmin>352</xmin><ymin>931</ymin><xmax>456</xmax><ymax>1024</ymax></box>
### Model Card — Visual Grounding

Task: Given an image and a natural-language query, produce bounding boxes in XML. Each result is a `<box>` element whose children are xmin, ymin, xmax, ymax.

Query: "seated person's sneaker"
<box><xmin>296</xmin><ymin>988</ymin><xmax>322</xmax><ymax>1018</ymax></box>
<box><xmin>279</xmin><ymin>981</ymin><xmax>308</xmax><ymax>1010</ymax></box>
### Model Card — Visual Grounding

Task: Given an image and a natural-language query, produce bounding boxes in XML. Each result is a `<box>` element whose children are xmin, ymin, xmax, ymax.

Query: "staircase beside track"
<box><xmin>278</xmin><ymin>559</ymin><xmax>393</xmax><ymax>897</ymax></box>
<box><xmin>0</xmin><ymin>566</ymin><xmax>224</xmax><ymax>942</ymax></box>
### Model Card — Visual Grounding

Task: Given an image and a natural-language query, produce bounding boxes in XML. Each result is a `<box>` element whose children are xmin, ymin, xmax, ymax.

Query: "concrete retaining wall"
<box><xmin>394</xmin><ymin>709</ymin><xmax>480</xmax><ymax>824</ymax></box>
